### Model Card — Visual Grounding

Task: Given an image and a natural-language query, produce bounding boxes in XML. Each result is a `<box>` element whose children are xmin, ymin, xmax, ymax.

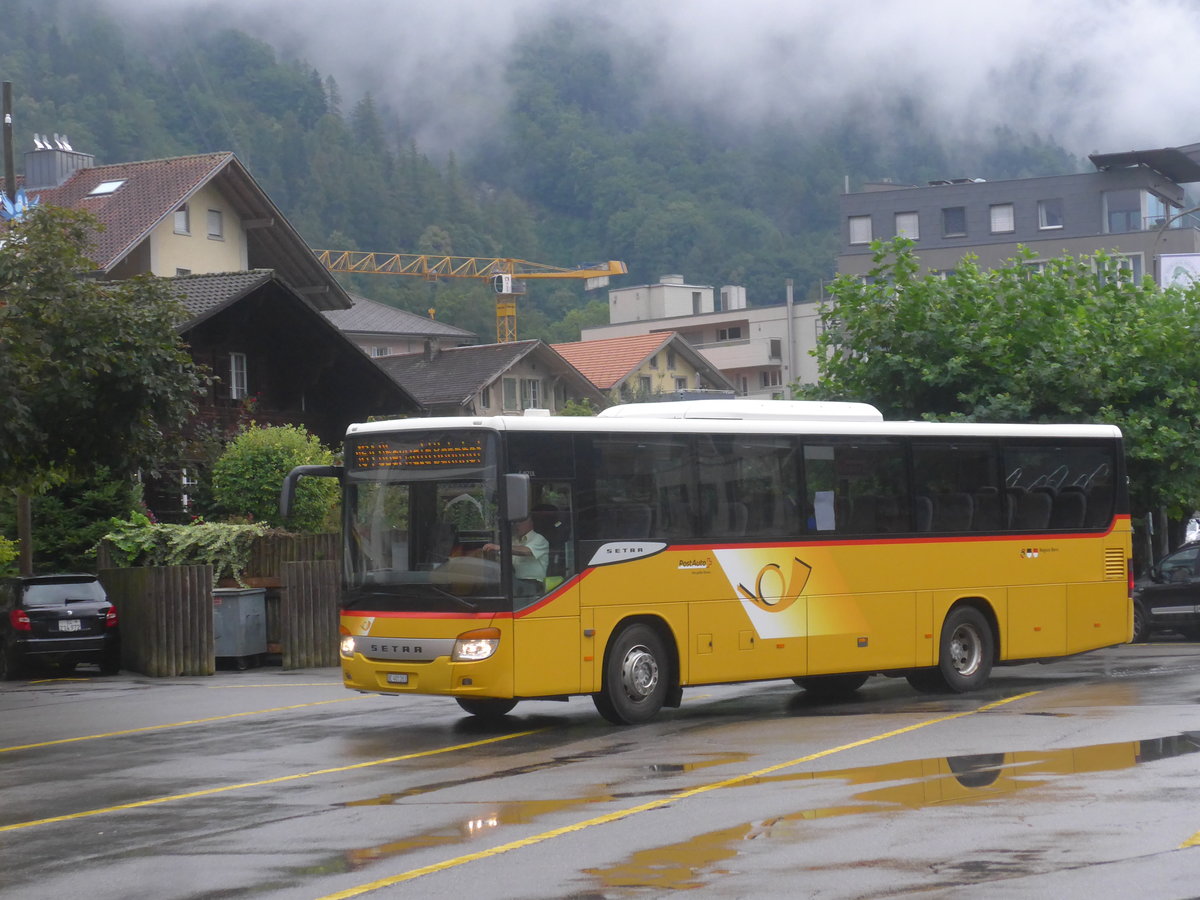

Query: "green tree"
<box><xmin>0</xmin><ymin>205</ymin><xmax>204</xmax><ymax>492</ymax></box>
<box><xmin>211</xmin><ymin>425</ymin><xmax>339</xmax><ymax>532</ymax></box>
<box><xmin>804</xmin><ymin>239</ymin><xmax>1200</xmax><ymax>520</ymax></box>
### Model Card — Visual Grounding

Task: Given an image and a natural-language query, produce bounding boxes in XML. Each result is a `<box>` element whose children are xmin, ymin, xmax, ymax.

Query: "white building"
<box><xmin>583</xmin><ymin>275</ymin><xmax>822</xmax><ymax>399</ymax></box>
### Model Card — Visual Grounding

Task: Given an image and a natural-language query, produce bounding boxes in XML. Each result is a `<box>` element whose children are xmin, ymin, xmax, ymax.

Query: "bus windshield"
<box><xmin>344</xmin><ymin>430</ymin><xmax>508</xmax><ymax>614</ymax></box>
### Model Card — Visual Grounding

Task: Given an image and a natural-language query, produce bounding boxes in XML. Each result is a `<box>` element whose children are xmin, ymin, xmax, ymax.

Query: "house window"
<box><xmin>229</xmin><ymin>352</ymin><xmax>247</xmax><ymax>400</ymax></box>
<box><xmin>666</xmin><ymin>350</ymin><xmax>676</xmax><ymax>368</ymax></box>
<box><xmin>1103</xmin><ymin>190</ymin><xmax>1140</xmax><ymax>234</ymax></box>
<box><xmin>895</xmin><ymin>211</ymin><xmax>919</xmax><ymax>240</ymax></box>
<box><xmin>848</xmin><ymin>215</ymin><xmax>872</xmax><ymax>245</ymax></box>
<box><xmin>175</xmin><ymin>268</ymin><xmax>191</xmax><ymax>276</ymax></box>
<box><xmin>989</xmin><ymin>203</ymin><xmax>1014</xmax><ymax>234</ymax></box>
<box><xmin>638</xmin><ymin>376</ymin><xmax>652</xmax><ymax>396</ymax></box>
<box><xmin>760</xmin><ymin>369</ymin><xmax>782</xmax><ymax>388</ymax></box>
<box><xmin>649</xmin><ymin>354</ymin><xmax>658</xmax><ymax>369</ymax></box>
<box><xmin>769</xmin><ymin>338</ymin><xmax>782</xmax><ymax>359</ymax></box>
<box><xmin>1038</xmin><ymin>198</ymin><xmax>1064</xmax><ymax>230</ymax></box>
<box><xmin>502</xmin><ymin>377</ymin><xmax>518</xmax><ymax>411</ymax></box>
<box><xmin>674</xmin><ymin>376</ymin><xmax>688</xmax><ymax>391</ymax></box>
<box><xmin>941</xmin><ymin>206</ymin><xmax>967</xmax><ymax>237</ymax></box>
<box><xmin>481</xmin><ymin>386</ymin><xmax>491</xmax><ymax>408</ymax></box>
<box><xmin>207</xmin><ymin>209</ymin><xmax>224</xmax><ymax>240</ymax></box>
<box><xmin>520</xmin><ymin>378</ymin><xmax>541</xmax><ymax>409</ymax></box>
<box><xmin>717</xmin><ymin>326</ymin><xmax>742</xmax><ymax>341</ymax></box>
<box><xmin>370</xmin><ymin>346</ymin><xmax>390</xmax><ymax>357</ymax></box>
<box><xmin>174</xmin><ymin>204</ymin><xmax>190</xmax><ymax>234</ymax></box>
<box><xmin>692</xmin><ymin>292</ymin><xmax>701</xmax><ymax>314</ymax></box>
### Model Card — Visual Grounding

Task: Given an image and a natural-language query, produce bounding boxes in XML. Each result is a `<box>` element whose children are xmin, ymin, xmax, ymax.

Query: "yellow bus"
<box><xmin>282</xmin><ymin>400</ymin><xmax>1132</xmax><ymax>724</ymax></box>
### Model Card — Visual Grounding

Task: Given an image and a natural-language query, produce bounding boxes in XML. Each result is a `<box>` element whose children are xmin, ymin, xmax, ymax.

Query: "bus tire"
<box><xmin>936</xmin><ymin>605</ymin><xmax>994</xmax><ymax>692</ymax></box>
<box><xmin>1131</xmin><ymin>599</ymin><xmax>1150</xmax><ymax>643</ymax></box>
<box><xmin>594</xmin><ymin>623</ymin><xmax>669</xmax><ymax>725</ymax></box>
<box><xmin>793</xmin><ymin>673</ymin><xmax>869</xmax><ymax>697</ymax></box>
<box><xmin>456</xmin><ymin>697</ymin><xmax>518</xmax><ymax>719</ymax></box>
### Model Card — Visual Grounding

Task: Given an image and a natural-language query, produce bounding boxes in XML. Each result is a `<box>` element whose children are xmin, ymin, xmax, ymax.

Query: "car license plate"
<box><xmin>386</xmin><ymin>673</ymin><xmax>409</xmax><ymax>685</ymax></box>
<box><xmin>58</xmin><ymin>619</ymin><xmax>81</xmax><ymax>632</ymax></box>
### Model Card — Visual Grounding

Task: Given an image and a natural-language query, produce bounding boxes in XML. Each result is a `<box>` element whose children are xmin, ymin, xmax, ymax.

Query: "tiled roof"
<box><xmin>551</xmin><ymin>333</ymin><xmax>674</xmax><ymax>389</ymax></box>
<box><xmin>375</xmin><ymin>341</ymin><xmax>543</xmax><ymax>408</ymax></box>
<box><xmin>169</xmin><ymin>270</ymin><xmax>276</xmax><ymax>323</ymax></box>
<box><xmin>31</xmin><ymin>152</ymin><xmax>233</xmax><ymax>271</ymax></box>
<box><xmin>323</xmin><ymin>293</ymin><xmax>476</xmax><ymax>339</ymax></box>
<box><xmin>375</xmin><ymin>340</ymin><xmax>606</xmax><ymax>411</ymax></box>
<box><xmin>21</xmin><ymin>150</ymin><xmax>350</xmax><ymax>311</ymax></box>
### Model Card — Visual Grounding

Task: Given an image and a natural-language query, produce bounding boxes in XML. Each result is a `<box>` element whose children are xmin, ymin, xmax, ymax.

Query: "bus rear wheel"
<box><xmin>906</xmin><ymin>606</ymin><xmax>994</xmax><ymax>694</ymax></box>
<box><xmin>793</xmin><ymin>673</ymin><xmax>869</xmax><ymax>697</ymax></box>
<box><xmin>594</xmin><ymin>623</ymin><xmax>669</xmax><ymax>725</ymax></box>
<box><xmin>456</xmin><ymin>697</ymin><xmax>518</xmax><ymax>719</ymax></box>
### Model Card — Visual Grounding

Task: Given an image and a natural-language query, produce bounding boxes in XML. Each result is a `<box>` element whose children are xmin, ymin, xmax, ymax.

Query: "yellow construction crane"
<box><xmin>314</xmin><ymin>250</ymin><xmax>628</xmax><ymax>343</ymax></box>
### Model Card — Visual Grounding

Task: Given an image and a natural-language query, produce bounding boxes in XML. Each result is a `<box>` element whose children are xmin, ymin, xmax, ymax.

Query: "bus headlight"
<box><xmin>340</xmin><ymin>636</ymin><xmax>356</xmax><ymax>658</ymax></box>
<box><xmin>453</xmin><ymin>627</ymin><xmax>501</xmax><ymax>661</ymax></box>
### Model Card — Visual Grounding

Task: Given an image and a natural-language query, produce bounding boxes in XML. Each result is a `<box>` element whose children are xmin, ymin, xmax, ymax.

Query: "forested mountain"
<box><xmin>2</xmin><ymin>0</ymin><xmax>1078</xmax><ymax>343</ymax></box>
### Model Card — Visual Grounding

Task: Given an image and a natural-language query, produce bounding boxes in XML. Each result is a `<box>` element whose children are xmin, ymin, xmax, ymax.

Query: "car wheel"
<box><xmin>99</xmin><ymin>648</ymin><xmax>121</xmax><ymax>676</ymax></box>
<box><xmin>1131</xmin><ymin>599</ymin><xmax>1150</xmax><ymax>643</ymax></box>
<box><xmin>455</xmin><ymin>697</ymin><xmax>517</xmax><ymax>719</ymax></box>
<box><xmin>593</xmin><ymin>623</ymin><xmax>670</xmax><ymax>725</ymax></box>
<box><xmin>936</xmin><ymin>606</ymin><xmax>994</xmax><ymax>693</ymax></box>
<box><xmin>794</xmin><ymin>673</ymin><xmax>869</xmax><ymax>697</ymax></box>
<box><xmin>0</xmin><ymin>641</ymin><xmax>21</xmax><ymax>681</ymax></box>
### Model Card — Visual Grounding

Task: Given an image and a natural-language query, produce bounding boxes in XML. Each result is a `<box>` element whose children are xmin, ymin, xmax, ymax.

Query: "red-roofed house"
<box><xmin>19</xmin><ymin>141</ymin><xmax>419</xmax><ymax>519</ymax></box>
<box><xmin>551</xmin><ymin>333</ymin><xmax>734</xmax><ymax>404</ymax></box>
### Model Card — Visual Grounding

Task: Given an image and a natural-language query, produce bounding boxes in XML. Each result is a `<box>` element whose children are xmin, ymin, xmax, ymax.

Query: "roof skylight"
<box><xmin>88</xmin><ymin>180</ymin><xmax>125</xmax><ymax>196</ymax></box>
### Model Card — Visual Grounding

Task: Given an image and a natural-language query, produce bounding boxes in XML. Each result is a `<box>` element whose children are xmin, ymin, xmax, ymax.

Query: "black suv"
<box><xmin>1133</xmin><ymin>543</ymin><xmax>1200</xmax><ymax>642</ymax></box>
<box><xmin>0</xmin><ymin>575</ymin><xmax>120</xmax><ymax>678</ymax></box>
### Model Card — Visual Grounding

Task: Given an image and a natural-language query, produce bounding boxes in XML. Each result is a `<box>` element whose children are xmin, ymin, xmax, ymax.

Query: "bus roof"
<box><xmin>348</xmin><ymin>405</ymin><xmax>1123</xmax><ymax>441</ymax></box>
<box><xmin>597</xmin><ymin>399</ymin><xmax>884</xmax><ymax>421</ymax></box>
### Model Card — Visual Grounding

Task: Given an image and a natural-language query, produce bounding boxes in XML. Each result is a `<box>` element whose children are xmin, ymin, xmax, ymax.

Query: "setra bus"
<box><xmin>280</xmin><ymin>400</ymin><xmax>1133</xmax><ymax>724</ymax></box>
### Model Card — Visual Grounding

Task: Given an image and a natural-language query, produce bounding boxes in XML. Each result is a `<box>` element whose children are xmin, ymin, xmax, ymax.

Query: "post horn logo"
<box><xmin>737</xmin><ymin>557</ymin><xmax>813</xmax><ymax>613</ymax></box>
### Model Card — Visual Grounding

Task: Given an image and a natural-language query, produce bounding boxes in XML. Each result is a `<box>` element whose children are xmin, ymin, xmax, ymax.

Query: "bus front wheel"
<box><xmin>456</xmin><ymin>697</ymin><xmax>518</xmax><ymax>719</ymax></box>
<box><xmin>594</xmin><ymin>623</ymin><xmax>669</xmax><ymax>725</ymax></box>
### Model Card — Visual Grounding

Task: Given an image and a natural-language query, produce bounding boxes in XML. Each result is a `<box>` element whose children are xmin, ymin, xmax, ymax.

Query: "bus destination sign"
<box><xmin>351</xmin><ymin>437</ymin><xmax>486</xmax><ymax>471</ymax></box>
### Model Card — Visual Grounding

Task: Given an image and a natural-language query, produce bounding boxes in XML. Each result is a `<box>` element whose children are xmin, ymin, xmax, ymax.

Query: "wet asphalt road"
<box><xmin>3</xmin><ymin>642</ymin><xmax>1200</xmax><ymax>900</ymax></box>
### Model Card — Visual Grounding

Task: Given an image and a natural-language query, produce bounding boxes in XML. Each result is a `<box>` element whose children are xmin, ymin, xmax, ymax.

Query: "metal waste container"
<box><xmin>213</xmin><ymin>587</ymin><xmax>267</xmax><ymax>668</ymax></box>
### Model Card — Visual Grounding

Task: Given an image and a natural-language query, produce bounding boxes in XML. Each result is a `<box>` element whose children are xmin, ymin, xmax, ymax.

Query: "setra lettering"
<box><xmin>371</xmin><ymin>643</ymin><xmax>422</xmax><ymax>655</ymax></box>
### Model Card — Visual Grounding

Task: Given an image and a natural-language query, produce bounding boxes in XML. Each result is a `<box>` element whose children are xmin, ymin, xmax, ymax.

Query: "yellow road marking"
<box><xmin>0</xmin><ymin>730</ymin><xmax>543</xmax><ymax>833</ymax></box>
<box><xmin>317</xmin><ymin>691</ymin><xmax>1039</xmax><ymax>899</ymax></box>
<box><xmin>0</xmin><ymin>697</ymin><xmax>367</xmax><ymax>754</ymax></box>
<box><xmin>1181</xmin><ymin>832</ymin><xmax>1200</xmax><ymax>848</ymax></box>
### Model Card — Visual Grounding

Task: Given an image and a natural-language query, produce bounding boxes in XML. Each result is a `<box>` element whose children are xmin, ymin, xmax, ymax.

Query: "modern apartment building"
<box><xmin>837</xmin><ymin>142</ymin><xmax>1200</xmax><ymax>284</ymax></box>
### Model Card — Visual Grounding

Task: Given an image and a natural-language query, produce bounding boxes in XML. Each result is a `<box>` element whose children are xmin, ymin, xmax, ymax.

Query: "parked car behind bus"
<box><xmin>0</xmin><ymin>575</ymin><xmax>120</xmax><ymax>678</ymax></box>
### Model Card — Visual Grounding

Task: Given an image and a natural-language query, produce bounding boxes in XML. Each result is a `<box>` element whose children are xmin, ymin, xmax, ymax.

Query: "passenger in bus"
<box><xmin>484</xmin><ymin>517</ymin><xmax>549</xmax><ymax>597</ymax></box>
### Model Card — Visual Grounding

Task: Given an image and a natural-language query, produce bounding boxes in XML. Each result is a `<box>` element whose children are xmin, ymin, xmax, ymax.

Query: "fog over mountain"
<box><xmin>102</xmin><ymin>0</ymin><xmax>1200</xmax><ymax>158</ymax></box>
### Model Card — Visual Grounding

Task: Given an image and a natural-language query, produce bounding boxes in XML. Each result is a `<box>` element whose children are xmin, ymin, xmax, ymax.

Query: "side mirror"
<box><xmin>505</xmin><ymin>473</ymin><xmax>530</xmax><ymax>522</ymax></box>
<box><xmin>280</xmin><ymin>465</ymin><xmax>342</xmax><ymax>519</ymax></box>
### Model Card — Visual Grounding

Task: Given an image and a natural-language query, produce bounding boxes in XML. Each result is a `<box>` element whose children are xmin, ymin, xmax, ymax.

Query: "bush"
<box><xmin>101</xmin><ymin>512</ymin><xmax>267</xmax><ymax>584</ymax></box>
<box><xmin>211</xmin><ymin>425</ymin><xmax>338</xmax><ymax>532</ymax></box>
<box><xmin>0</xmin><ymin>536</ymin><xmax>18</xmax><ymax>575</ymax></box>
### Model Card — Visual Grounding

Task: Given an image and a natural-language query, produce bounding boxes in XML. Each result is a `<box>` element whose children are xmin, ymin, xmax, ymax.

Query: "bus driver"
<box><xmin>484</xmin><ymin>517</ymin><xmax>549</xmax><ymax>597</ymax></box>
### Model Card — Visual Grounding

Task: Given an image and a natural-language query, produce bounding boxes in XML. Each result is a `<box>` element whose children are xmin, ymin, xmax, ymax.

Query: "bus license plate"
<box><xmin>386</xmin><ymin>673</ymin><xmax>409</xmax><ymax>685</ymax></box>
<box><xmin>58</xmin><ymin>619</ymin><xmax>81</xmax><ymax>632</ymax></box>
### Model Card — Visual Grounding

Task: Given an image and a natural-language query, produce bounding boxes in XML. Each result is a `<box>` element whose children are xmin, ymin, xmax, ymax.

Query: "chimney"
<box><xmin>24</xmin><ymin>134</ymin><xmax>94</xmax><ymax>189</ymax></box>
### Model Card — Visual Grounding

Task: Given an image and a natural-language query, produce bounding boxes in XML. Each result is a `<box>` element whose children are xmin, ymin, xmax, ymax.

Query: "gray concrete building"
<box><xmin>837</xmin><ymin>142</ymin><xmax>1200</xmax><ymax>284</ymax></box>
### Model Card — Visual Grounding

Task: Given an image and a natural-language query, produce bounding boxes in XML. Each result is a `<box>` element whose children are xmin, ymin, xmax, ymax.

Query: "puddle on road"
<box><xmin>580</xmin><ymin>732</ymin><xmax>1200</xmax><ymax>892</ymax></box>
<box><xmin>340</xmin><ymin>744</ymin><xmax>634</xmax><ymax>806</ymax></box>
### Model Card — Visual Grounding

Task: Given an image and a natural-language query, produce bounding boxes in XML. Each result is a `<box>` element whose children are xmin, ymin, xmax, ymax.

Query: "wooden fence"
<box><xmin>280</xmin><ymin>560</ymin><xmax>340</xmax><ymax>669</ymax></box>
<box><xmin>98</xmin><ymin>532</ymin><xmax>341</xmax><ymax>675</ymax></box>
<box><xmin>99</xmin><ymin>565</ymin><xmax>215</xmax><ymax>677</ymax></box>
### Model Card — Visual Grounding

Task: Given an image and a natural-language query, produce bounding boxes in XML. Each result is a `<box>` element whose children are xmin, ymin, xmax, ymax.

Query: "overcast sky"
<box><xmin>106</xmin><ymin>0</ymin><xmax>1200</xmax><ymax>158</ymax></box>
